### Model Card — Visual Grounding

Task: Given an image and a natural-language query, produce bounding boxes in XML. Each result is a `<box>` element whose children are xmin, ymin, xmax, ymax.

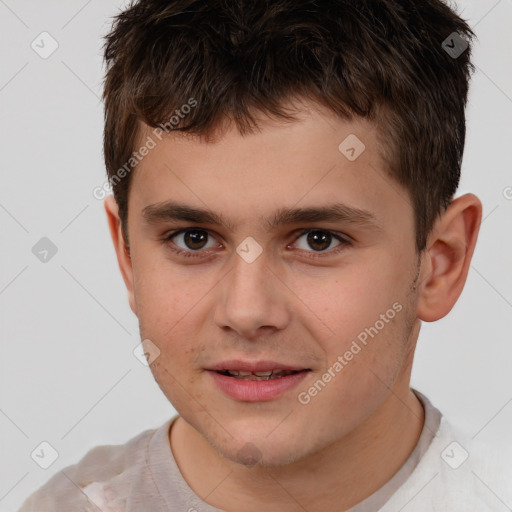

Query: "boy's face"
<box><xmin>113</xmin><ymin>102</ymin><xmax>424</xmax><ymax>466</ymax></box>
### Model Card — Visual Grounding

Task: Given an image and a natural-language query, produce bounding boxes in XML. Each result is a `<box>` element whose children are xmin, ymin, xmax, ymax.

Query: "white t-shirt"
<box><xmin>17</xmin><ymin>389</ymin><xmax>512</xmax><ymax>511</ymax></box>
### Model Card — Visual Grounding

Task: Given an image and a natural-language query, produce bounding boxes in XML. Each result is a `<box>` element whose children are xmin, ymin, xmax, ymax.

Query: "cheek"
<box><xmin>130</xmin><ymin>251</ymin><xmax>216</xmax><ymax>389</ymax></box>
<box><xmin>290</xmin><ymin>258</ymin><xmax>415</xmax><ymax>414</ymax></box>
<box><xmin>289</xmin><ymin>257</ymin><xmax>410</xmax><ymax>350</ymax></box>
<box><xmin>131</xmin><ymin>245</ymin><xmax>214</xmax><ymax>332</ymax></box>
<box><xmin>296</xmin><ymin>299</ymin><xmax>413</xmax><ymax>432</ymax></box>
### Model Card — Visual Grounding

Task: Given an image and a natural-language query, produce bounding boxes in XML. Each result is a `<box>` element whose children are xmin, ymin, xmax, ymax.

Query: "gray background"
<box><xmin>0</xmin><ymin>0</ymin><xmax>511</xmax><ymax>510</ymax></box>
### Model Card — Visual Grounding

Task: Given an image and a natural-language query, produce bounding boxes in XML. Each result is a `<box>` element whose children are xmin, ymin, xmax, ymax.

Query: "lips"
<box><xmin>208</xmin><ymin>366</ymin><xmax>311</xmax><ymax>401</ymax></box>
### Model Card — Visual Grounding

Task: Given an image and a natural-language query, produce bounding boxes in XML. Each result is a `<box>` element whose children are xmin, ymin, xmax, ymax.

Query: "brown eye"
<box><xmin>306</xmin><ymin>231</ymin><xmax>333</xmax><ymax>251</ymax></box>
<box><xmin>183</xmin><ymin>230</ymin><xmax>208</xmax><ymax>250</ymax></box>
<box><xmin>169</xmin><ymin>229</ymin><xmax>217</xmax><ymax>252</ymax></box>
<box><xmin>295</xmin><ymin>230</ymin><xmax>342</xmax><ymax>252</ymax></box>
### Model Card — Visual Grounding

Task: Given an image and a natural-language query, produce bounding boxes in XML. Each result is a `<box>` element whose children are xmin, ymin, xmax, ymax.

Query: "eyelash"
<box><xmin>161</xmin><ymin>228</ymin><xmax>352</xmax><ymax>260</ymax></box>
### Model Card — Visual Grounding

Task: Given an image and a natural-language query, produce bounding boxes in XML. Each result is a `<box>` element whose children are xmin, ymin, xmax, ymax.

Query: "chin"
<box><xmin>202</xmin><ymin>423</ymin><xmax>311</xmax><ymax>468</ymax></box>
<box><xmin>179</xmin><ymin>403</ymin><xmax>326</xmax><ymax>468</ymax></box>
<box><xmin>220</xmin><ymin>440</ymin><xmax>307</xmax><ymax>468</ymax></box>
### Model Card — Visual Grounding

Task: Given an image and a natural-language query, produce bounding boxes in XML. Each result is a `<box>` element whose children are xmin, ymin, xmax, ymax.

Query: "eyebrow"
<box><xmin>141</xmin><ymin>200</ymin><xmax>381</xmax><ymax>232</ymax></box>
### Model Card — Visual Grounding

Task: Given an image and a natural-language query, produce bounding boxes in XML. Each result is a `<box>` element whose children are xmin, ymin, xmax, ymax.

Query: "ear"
<box><xmin>416</xmin><ymin>193</ymin><xmax>482</xmax><ymax>322</ymax></box>
<box><xmin>104</xmin><ymin>195</ymin><xmax>137</xmax><ymax>316</ymax></box>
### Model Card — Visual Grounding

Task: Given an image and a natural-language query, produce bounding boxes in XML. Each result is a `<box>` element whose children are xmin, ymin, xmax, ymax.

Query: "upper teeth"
<box><xmin>224</xmin><ymin>370</ymin><xmax>294</xmax><ymax>377</ymax></box>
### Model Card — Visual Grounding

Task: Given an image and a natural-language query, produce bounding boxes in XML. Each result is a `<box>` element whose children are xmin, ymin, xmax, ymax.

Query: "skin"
<box><xmin>105</xmin><ymin>99</ymin><xmax>482</xmax><ymax>511</ymax></box>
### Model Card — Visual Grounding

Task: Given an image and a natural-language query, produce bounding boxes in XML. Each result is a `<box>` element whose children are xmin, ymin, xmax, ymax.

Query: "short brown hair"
<box><xmin>102</xmin><ymin>0</ymin><xmax>475</xmax><ymax>252</ymax></box>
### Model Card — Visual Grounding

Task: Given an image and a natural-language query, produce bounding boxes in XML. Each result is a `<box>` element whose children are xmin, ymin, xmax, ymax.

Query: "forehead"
<box><xmin>128</xmin><ymin>105</ymin><xmax>412</xmax><ymax>236</ymax></box>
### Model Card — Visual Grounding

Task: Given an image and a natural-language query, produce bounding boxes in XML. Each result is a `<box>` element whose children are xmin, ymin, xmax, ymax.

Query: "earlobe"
<box><xmin>416</xmin><ymin>194</ymin><xmax>482</xmax><ymax>322</ymax></box>
<box><xmin>104</xmin><ymin>196</ymin><xmax>138</xmax><ymax>316</ymax></box>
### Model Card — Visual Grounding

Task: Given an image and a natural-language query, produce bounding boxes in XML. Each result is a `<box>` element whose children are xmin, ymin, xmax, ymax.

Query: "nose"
<box><xmin>213</xmin><ymin>247</ymin><xmax>291</xmax><ymax>340</ymax></box>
